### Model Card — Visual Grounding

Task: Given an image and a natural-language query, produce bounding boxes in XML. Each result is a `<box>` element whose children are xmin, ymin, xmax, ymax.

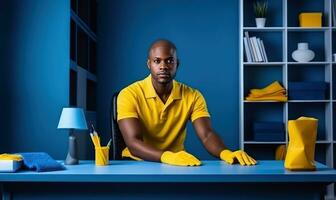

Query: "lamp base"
<box><xmin>65</xmin><ymin>132</ymin><xmax>78</xmax><ymax>165</ymax></box>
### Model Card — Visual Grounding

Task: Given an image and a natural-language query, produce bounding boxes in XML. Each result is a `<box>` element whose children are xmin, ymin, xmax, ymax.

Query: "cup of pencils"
<box><xmin>90</xmin><ymin>125</ymin><xmax>112</xmax><ymax>166</ymax></box>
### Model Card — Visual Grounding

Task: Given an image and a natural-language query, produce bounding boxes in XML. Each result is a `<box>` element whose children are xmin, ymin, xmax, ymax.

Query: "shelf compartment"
<box><xmin>244</xmin><ymin>103</ymin><xmax>284</xmax><ymax>141</ymax></box>
<box><xmin>243</xmin><ymin>0</ymin><xmax>283</xmax><ymax>27</ymax></box>
<box><xmin>86</xmin><ymin>79</ymin><xmax>96</xmax><ymax>111</ymax></box>
<box><xmin>288</xmin><ymin>64</ymin><xmax>330</xmax><ymax>100</ymax></box>
<box><xmin>71</xmin><ymin>19</ymin><xmax>76</xmax><ymax>61</ymax></box>
<box><xmin>333</xmin><ymin>30</ymin><xmax>336</xmax><ymax>57</ymax></box>
<box><xmin>314</xmin><ymin>143</ymin><xmax>328</xmax><ymax>165</ymax></box>
<box><xmin>70</xmin><ymin>69</ymin><xmax>77</xmax><ymax>106</ymax></box>
<box><xmin>78</xmin><ymin>0</ymin><xmax>89</xmax><ymax>24</ymax></box>
<box><xmin>244</xmin><ymin>31</ymin><xmax>283</xmax><ymax>62</ymax></box>
<box><xmin>77</xmin><ymin>26</ymin><xmax>89</xmax><ymax>70</ymax></box>
<box><xmin>288</xmin><ymin>31</ymin><xmax>326</xmax><ymax>62</ymax></box>
<box><xmin>244</xmin><ymin>66</ymin><xmax>283</xmax><ymax>97</ymax></box>
<box><xmin>333</xmin><ymin>103</ymin><xmax>336</xmax><ymax>140</ymax></box>
<box><xmin>89</xmin><ymin>38</ymin><xmax>96</xmax><ymax>75</ymax></box>
<box><xmin>333</xmin><ymin>66</ymin><xmax>336</xmax><ymax>99</ymax></box>
<box><xmin>287</xmin><ymin>0</ymin><xmax>329</xmax><ymax>27</ymax></box>
<box><xmin>244</xmin><ymin>144</ymin><xmax>283</xmax><ymax>160</ymax></box>
<box><xmin>288</xmin><ymin>102</ymin><xmax>328</xmax><ymax>140</ymax></box>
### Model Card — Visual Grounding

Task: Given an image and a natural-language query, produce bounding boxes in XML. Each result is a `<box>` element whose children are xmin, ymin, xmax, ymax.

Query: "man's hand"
<box><xmin>160</xmin><ymin>151</ymin><xmax>202</xmax><ymax>166</ymax></box>
<box><xmin>220</xmin><ymin>150</ymin><xmax>257</xmax><ymax>166</ymax></box>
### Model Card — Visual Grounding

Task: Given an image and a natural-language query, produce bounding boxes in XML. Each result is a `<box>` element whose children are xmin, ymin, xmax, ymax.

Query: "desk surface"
<box><xmin>0</xmin><ymin>160</ymin><xmax>336</xmax><ymax>183</ymax></box>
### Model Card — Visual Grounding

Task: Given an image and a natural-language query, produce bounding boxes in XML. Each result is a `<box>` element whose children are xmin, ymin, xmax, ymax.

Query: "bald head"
<box><xmin>147</xmin><ymin>39</ymin><xmax>177</xmax><ymax>59</ymax></box>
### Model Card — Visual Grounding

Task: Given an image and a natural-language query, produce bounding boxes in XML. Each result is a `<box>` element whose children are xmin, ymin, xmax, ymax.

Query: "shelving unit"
<box><xmin>70</xmin><ymin>0</ymin><xmax>97</xmax><ymax>122</ymax></box>
<box><xmin>70</xmin><ymin>0</ymin><xmax>97</xmax><ymax>158</ymax></box>
<box><xmin>239</xmin><ymin>0</ymin><xmax>335</xmax><ymax>199</ymax></box>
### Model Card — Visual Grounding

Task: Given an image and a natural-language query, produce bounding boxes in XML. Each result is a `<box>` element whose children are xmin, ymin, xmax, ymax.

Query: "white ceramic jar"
<box><xmin>292</xmin><ymin>43</ymin><xmax>315</xmax><ymax>62</ymax></box>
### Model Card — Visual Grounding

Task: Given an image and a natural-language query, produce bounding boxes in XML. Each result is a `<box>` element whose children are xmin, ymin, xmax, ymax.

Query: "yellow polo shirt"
<box><xmin>117</xmin><ymin>75</ymin><xmax>210</xmax><ymax>155</ymax></box>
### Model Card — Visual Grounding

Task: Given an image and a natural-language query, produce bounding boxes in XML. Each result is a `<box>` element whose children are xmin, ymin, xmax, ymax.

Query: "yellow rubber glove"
<box><xmin>122</xmin><ymin>148</ymin><xmax>143</xmax><ymax>161</ymax></box>
<box><xmin>0</xmin><ymin>153</ymin><xmax>23</xmax><ymax>161</ymax></box>
<box><xmin>160</xmin><ymin>151</ymin><xmax>201</xmax><ymax>166</ymax></box>
<box><xmin>220</xmin><ymin>150</ymin><xmax>257</xmax><ymax>166</ymax></box>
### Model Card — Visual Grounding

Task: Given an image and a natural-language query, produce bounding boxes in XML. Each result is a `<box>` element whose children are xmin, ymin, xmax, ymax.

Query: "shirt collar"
<box><xmin>144</xmin><ymin>74</ymin><xmax>181</xmax><ymax>100</ymax></box>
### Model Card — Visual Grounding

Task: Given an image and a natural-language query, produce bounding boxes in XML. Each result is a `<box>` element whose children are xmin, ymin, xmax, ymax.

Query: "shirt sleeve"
<box><xmin>190</xmin><ymin>90</ymin><xmax>210</xmax><ymax>122</ymax></box>
<box><xmin>117</xmin><ymin>88</ymin><xmax>139</xmax><ymax>121</ymax></box>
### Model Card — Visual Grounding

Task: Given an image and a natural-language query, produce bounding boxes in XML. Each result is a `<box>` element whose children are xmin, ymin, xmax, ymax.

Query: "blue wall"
<box><xmin>97</xmin><ymin>0</ymin><xmax>239</xmax><ymax>159</ymax></box>
<box><xmin>0</xmin><ymin>0</ymin><xmax>70</xmax><ymax>158</ymax></box>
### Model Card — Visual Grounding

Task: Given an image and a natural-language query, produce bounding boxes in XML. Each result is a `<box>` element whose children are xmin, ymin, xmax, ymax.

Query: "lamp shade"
<box><xmin>57</xmin><ymin>108</ymin><xmax>88</xmax><ymax>130</ymax></box>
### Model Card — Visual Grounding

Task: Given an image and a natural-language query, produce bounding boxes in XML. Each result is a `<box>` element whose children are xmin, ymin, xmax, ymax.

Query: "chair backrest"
<box><xmin>110</xmin><ymin>92</ymin><xmax>126</xmax><ymax>160</ymax></box>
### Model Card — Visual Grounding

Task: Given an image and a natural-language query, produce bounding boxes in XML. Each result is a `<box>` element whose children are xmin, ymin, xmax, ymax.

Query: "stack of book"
<box><xmin>253</xmin><ymin>121</ymin><xmax>285</xmax><ymax>141</ymax></box>
<box><xmin>243</xmin><ymin>31</ymin><xmax>268</xmax><ymax>63</ymax></box>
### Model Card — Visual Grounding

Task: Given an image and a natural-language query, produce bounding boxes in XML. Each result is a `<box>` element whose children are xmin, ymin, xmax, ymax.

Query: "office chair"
<box><xmin>110</xmin><ymin>91</ymin><xmax>126</xmax><ymax>160</ymax></box>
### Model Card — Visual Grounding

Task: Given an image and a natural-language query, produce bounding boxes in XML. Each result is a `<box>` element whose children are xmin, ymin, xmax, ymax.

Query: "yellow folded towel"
<box><xmin>246</xmin><ymin>95</ymin><xmax>288</xmax><ymax>102</ymax></box>
<box><xmin>249</xmin><ymin>89</ymin><xmax>286</xmax><ymax>98</ymax></box>
<box><xmin>250</xmin><ymin>81</ymin><xmax>285</xmax><ymax>97</ymax></box>
<box><xmin>245</xmin><ymin>81</ymin><xmax>287</xmax><ymax>102</ymax></box>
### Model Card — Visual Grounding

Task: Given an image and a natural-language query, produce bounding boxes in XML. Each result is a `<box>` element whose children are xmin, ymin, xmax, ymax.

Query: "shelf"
<box><xmin>287</xmin><ymin>62</ymin><xmax>329</xmax><ymax>65</ymax></box>
<box><xmin>243</xmin><ymin>27</ymin><xmax>285</xmax><ymax>32</ymax></box>
<box><xmin>244</xmin><ymin>101</ymin><xmax>285</xmax><ymax>103</ymax></box>
<box><xmin>241</xmin><ymin>0</ymin><xmax>335</xmax><ymax>198</ymax></box>
<box><xmin>287</xmin><ymin>27</ymin><xmax>330</xmax><ymax>31</ymax></box>
<box><xmin>288</xmin><ymin>100</ymin><xmax>330</xmax><ymax>103</ymax></box>
<box><xmin>243</xmin><ymin>62</ymin><xmax>285</xmax><ymax>66</ymax></box>
<box><xmin>316</xmin><ymin>140</ymin><xmax>332</xmax><ymax>144</ymax></box>
<box><xmin>244</xmin><ymin>141</ymin><xmax>286</xmax><ymax>144</ymax></box>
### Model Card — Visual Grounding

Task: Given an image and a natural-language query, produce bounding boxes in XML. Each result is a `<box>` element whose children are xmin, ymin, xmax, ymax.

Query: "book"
<box><xmin>244</xmin><ymin>31</ymin><xmax>256</xmax><ymax>62</ymax></box>
<box><xmin>0</xmin><ymin>160</ymin><xmax>22</xmax><ymax>172</ymax></box>
<box><xmin>251</xmin><ymin>37</ymin><xmax>263</xmax><ymax>62</ymax></box>
<box><xmin>243</xmin><ymin>37</ymin><xmax>252</xmax><ymax>62</ymax></box>
<box><xmin>260</xmin><ymin>40</ymin><xmax>268</xmax><ymax>62</ymax></box>
<box><xmin>257</xmin><ymin>38</ymin><xmax>265</xmax><ymax>62</ymax></box>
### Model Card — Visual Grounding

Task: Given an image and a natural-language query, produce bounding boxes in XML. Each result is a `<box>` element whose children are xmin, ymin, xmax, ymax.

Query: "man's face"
<box><xmin>147</xmin><ymin>44</ymin><xmax>178</xmax><ymax>85</ymax></box>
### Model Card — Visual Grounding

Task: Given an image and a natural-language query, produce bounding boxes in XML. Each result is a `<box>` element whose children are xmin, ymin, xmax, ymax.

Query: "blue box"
<box><xmin>288</xmin><ymin>81</ymin><xmax>328</xmax><ymax>100</ymax></box>
<box><xmin>253</xmin><ymin>122</ymin><xmax>285</xmax><ymax>141</ymax></box>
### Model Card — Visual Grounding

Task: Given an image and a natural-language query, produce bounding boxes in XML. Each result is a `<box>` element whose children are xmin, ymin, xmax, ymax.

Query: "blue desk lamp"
<box><xmin>57</xmin><ymin>107</ymin><xmax>88</xmax><ymax>165</ymax></box>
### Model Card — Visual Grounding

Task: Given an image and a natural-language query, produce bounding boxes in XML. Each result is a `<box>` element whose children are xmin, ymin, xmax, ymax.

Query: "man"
<box><xmin>117</xmin><ymin>39</ymin><xmax>256</xmax><ymax>166</ymax></box>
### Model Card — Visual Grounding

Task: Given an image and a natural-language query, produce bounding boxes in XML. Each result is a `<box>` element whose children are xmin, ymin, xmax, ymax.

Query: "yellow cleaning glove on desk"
<box><xmin>160</xmin><ymin>151</ymin><xmax>201</xmax><ymax>166</ymax></box>
<box><xmin>220</xmin><ymin>150</ymin><xmax>257</xmax><ymax>166</ymax></box>
<box><xmin>122</xmin><ymin>148</ymin><xmax>143</xmax><ymax>161</ymax></box>
<box><xmin>0</xmin><ymin>153</ymin><xmax>23</xmax><ymax>161</ymax></box>
<box><xmin>246</xmin><ymin>81</ymin><xmax>287</xmax><ymax>102</ymax></box>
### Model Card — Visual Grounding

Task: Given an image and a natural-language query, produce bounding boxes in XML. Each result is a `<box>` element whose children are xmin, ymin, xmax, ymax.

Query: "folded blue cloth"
<box><xmin>20</xmin><ymin>152</ymin><xmax>65</xmax><ymax>172</ymax></box>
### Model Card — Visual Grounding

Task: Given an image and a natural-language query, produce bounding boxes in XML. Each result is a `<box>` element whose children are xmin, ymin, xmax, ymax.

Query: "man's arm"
<box><xmin>193</xmin><ymin>117</ymin><xmax>257</xmax><ymax>165</ymax></box>
<box><xmin>118</xmin><ymin>118</ymin><xmax>163</xmax><ymax>162</ymax></box>
<box><xmin>192</xmin><ymin>117</ymin><xmax>227</xmax><ymax>157</ymax></box>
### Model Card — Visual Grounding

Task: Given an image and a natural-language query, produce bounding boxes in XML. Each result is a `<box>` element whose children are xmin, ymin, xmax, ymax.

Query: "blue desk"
<box><xmin>1</xmin><ymin>160</ymin><xmax>336</xmax><ymax>200</ymax></box>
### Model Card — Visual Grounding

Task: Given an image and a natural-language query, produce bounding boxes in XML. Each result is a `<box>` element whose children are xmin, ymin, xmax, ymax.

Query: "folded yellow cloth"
<box><xmin>0</xmin><ymin>153</ymin><xmax>23</xmax><ymax>161</ymax></box>
<box><xmin>249</xmin><ymin>90</ymin><xmax>286</xmax><ymax>98</ymax></box>
<box><xmin>245</xmin><ymin>81</ymin><xmax>287</xmax><ymax>102</ymax></box>
<box><xmin>122</xmin><ymin>147</ymin><xmax>143</xmax><ymax>161</ymax></box>
<box><xmin>246</xmin><ymin>95</ymin><xmax>288</xmax><ymax>102</ymax></box>
<box><xmin>250</xmin><ymin>81</ymin><xmax>285</xmax><ymax>97</ymax></box>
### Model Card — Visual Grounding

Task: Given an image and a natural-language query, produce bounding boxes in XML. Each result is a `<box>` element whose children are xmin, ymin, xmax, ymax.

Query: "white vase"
<box><xmin>292</xmin><ymin>43</ymin><xmax>315</xmax><ymax>62</ymax></box>
<box><xmin>255</xmin><ymin>18</ymin><xmax>266</xmax><ymax>28</ymax></box>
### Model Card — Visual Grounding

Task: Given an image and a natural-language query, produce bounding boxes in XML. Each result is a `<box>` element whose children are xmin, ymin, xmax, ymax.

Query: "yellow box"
<box><xmin>95</xmin><ymin>146</ymin><xmax>109</xmax><ymax>166</ymax></box>
<box><xmin>299</xmin><ymin>13</ymin><xmax>322</xmax><ymax>27</ymax></box>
